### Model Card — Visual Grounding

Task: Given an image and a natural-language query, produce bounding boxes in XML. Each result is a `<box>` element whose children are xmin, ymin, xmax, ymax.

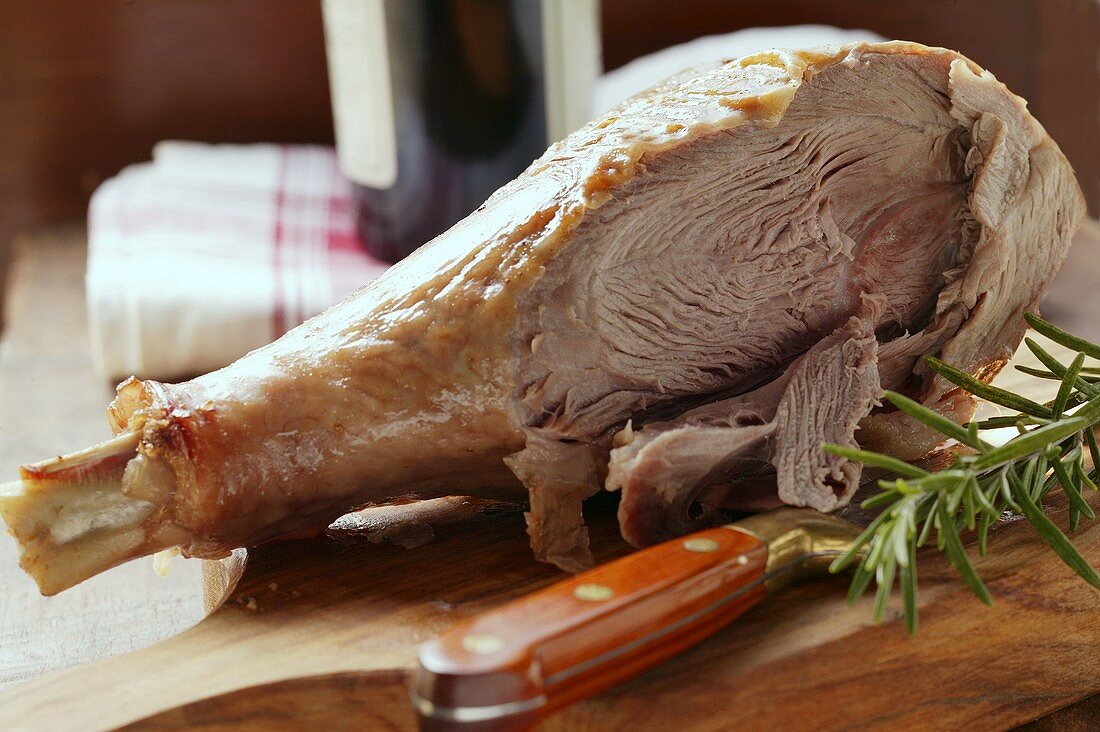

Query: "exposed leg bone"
<box><xmin>0</xmin><ymin>432</ymin><xmax>187</xmax><ymax>595</ymax></box>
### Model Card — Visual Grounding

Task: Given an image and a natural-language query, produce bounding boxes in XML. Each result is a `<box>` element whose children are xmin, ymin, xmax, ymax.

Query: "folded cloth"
<box><xmin>87</xmin><ymin>142</ymin><xmax>389</xmax><ymax>380</ymax></box>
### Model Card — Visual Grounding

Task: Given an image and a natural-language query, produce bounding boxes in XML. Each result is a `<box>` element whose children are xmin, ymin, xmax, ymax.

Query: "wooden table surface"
<box><xmin>1</xmin><ymin>221</ymin><xmax>1099</xmax><ymax>724</ymax></box>
<box><xmin>0</xmin><ymin>225</ymin><xmax>205</xmax><ymax>690</ymax></box>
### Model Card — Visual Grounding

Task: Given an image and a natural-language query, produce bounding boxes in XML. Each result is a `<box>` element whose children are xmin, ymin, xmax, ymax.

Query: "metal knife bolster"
<box><xmin>730</xmin><ymin>507</ymin><xmax>866</xmax><ymax>592</ymax></box>
<box><xmin>412</xmin><ymin>508</ymin><xmax>861</xmax><ymax>729</ymax></box>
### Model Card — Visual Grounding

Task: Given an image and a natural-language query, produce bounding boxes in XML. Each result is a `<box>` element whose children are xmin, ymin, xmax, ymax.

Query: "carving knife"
<box><xmin>412</xmin><ymin>507</ymin><xmax>865</xmax><ymax>730</ymax></box>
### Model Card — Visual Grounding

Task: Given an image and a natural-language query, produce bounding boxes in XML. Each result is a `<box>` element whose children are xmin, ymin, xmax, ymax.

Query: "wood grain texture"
<box><xmin>0</xmin><ymin>480</ymin><xmax>1098</xmax><ymax>731</ymax></box>
<box><xmin>0</xmin><ymin>225</ymin><xmax>204</xmax><ymax>690</ymax></box>
<box><xmin>1</xmin><ymin>225</ymin><xmax>1099</xmax><ymax>727</ymax></box>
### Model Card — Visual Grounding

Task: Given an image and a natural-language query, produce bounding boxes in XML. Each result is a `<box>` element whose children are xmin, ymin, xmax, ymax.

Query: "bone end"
<box><xmin>0</xmin><ymin>432</ymin><xmax>184</xmax><ymax>595</ymax></box>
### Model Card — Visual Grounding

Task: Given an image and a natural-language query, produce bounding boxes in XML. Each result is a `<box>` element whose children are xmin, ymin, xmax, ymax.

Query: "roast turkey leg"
<box><xmin>1</xmin><ymin>42</ymin><xmax>1084</xmax><ymax>594</ymax></box>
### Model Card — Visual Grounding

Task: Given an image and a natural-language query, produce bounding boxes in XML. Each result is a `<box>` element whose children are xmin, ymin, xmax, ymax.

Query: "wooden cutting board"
<box><xmin>1</xmin><ymin>228</ymin><xmax>1100</xmax><ymax>730</ymax></box>
<box><xmin>0</xmin><ymin>334</ymin><xmax>1098</xmax><ymax>731</ymax></box>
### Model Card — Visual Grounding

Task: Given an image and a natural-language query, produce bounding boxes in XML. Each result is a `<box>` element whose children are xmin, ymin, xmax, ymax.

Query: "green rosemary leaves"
<box><xmin>824</xmin><ymin>313</ymin><xmax>1100</xmax><ymax>635</ymax></box>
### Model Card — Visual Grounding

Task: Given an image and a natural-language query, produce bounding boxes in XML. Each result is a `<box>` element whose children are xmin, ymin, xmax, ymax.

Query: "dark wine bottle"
<box><xmin>323</xmin><ymin>0</ymin><xmax>599</xmax><ymax>263</ymax></box>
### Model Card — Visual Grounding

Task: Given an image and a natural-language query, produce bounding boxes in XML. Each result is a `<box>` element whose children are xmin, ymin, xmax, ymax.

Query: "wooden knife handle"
<box><xmin>413</xmin><ymin>526</ymin><xmax>768</xmax><ymax>730</ymax></box>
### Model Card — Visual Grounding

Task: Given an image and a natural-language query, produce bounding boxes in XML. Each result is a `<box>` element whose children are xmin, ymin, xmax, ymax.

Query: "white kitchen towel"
<box><xmin>87</xmin><ymin>143</ymin><xmax>389</xmax><ymax>380</ymax></box>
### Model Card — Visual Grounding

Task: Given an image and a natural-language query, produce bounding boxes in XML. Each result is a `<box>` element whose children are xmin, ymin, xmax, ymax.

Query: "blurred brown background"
<box><xmin>1</xmin><ymin>0</ymin><xmax>1098</xmax><ymax>326</ymax></box>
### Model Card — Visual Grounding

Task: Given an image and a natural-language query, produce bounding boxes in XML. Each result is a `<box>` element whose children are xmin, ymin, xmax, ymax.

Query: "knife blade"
<box><xmin>412</xmin><ymin>507</ymin><xmax>864</xmax><ymax>730</ymax></box>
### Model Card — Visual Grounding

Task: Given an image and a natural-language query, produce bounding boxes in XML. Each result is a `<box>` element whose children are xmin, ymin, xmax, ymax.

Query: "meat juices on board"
<box><xmin>0</xmin><ymin>42</ymin><xmax>1085</xmax><ymax>594</ymax></box>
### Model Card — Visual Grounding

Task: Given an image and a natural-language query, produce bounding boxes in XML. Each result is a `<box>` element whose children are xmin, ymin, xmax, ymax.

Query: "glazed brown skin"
<box><xmin>2</xmin><ymin>42</ymin><xmax>1085</xmax><ymax>593</ymax></box>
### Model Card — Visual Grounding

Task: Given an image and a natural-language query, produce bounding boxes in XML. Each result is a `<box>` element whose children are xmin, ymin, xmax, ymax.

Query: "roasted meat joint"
<box><xmin>1</xmin><ymin>42</ymin><xmax>1084</xmax><ymax>594</ymax></box>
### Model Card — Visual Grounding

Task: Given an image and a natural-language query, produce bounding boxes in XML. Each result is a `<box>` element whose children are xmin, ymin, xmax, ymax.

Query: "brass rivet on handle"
<box><xmin>462</xmin><ymin>633</ymin><xmax>505</xmax><ymax>655</ymax></box>
<box><xmin>574</xmin><ymin>583</ymin><xmax>615</xmax><ymax>602</ymax></box>
<box><xmin>683</xmin><ymin>538</ymin><xmax>720</xmax><ymax>553</ymax></box>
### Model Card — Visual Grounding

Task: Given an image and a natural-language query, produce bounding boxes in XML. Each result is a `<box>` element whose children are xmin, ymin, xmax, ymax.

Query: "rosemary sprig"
<box><xmin>824</xmin><ymin>313</ymin><xmax>1100</xmax><ymax>635</ymax></box>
